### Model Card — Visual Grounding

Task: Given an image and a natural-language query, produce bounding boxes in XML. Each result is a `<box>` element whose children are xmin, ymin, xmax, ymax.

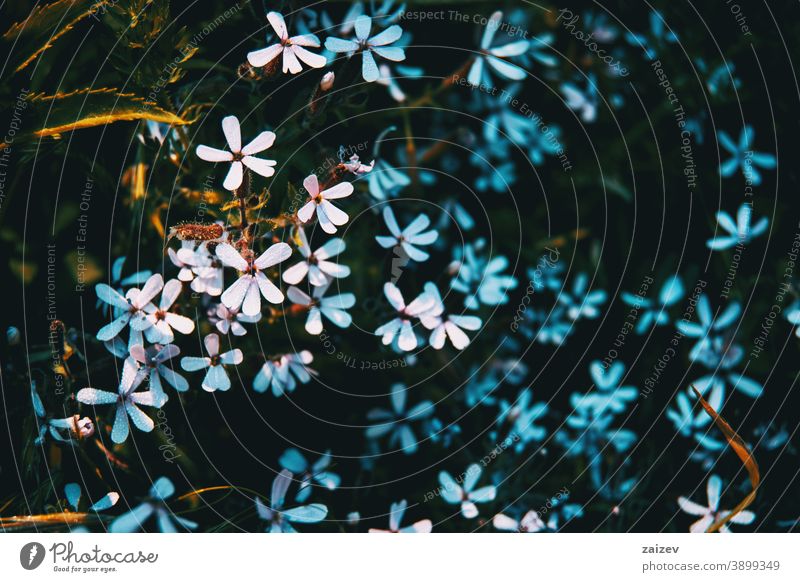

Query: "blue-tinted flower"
<box><xmin>283</xmin><ymin>227</ymin><xmax>350</xmax><ymax>287</ymax></box>
<box><xmin>450</xmin><ymin>239</ymin><xmax>518</xmax><ymax>309</ymax></box>
<box><xmin>471</xmin><ymin>141</ymin><xmax>517</xmax><ymax>193</ymax></box>
<box><xmin>142</xmin><ymin>278</ymin><xmax>195</xmax><ymax>344</ymax></box>
<box><xmin>690</xmin><ymin>338</ymin><xmax>763</xmax><ymax>399</ymax></box>
<box><xmin>247</xmin><ymin>11</ymin><xmax>326</xmax><ymax>73</ymax></box>
<box><xmin>111</xmin><ymin>477</ymin><xmax>197</xmax><ymax>533</ymax></box>
<box><xmin>557</xmin><ymin>272</ymin><xmax>606</xmax><ymax>320</ymax></box>
<box><xmin>718</xmin><ymin>126</ymin><xmax>776</xmax><ymax>185</ymax></box>
<box><xmin>495</xmin><ymin>388</ymin><xmax>548</xmax><ymax>450</ymax></box>
<box><xmin>376</xmin><ymin>206</ymin><xmax>438</xmax><ymax>262</ymax></box>
<box><xmin>579</xmin><ymin>361</ymin><xmax>637</xmax><ymax>415</ymax></box>
<box><xmin>666</xmin><ymin>392</ymin><xmax>725</xmax><ymax>452</ymax></box>
<box><xmin>707</xmin><ymin>204</ymin><xmax>768</xmax><ymax>250</ymax></box>
<box><xmin>256</xmin><ymin>470</ymin><xmax>328</xmax><ymax>532</ymax></box>
<box><xmin>287</xmin><ymin>283</ymin><xmax>355</xmax><ymax>335</ymax></box>
<box><xmin>97</xmin><ymin>256</ymin><xmax>152</xmax><ymax>316</ymax></box>
<box><xmin>676</xmin><ymin>294</ymin><xmax>740</xmax><ymax>362</ymax></box>
<box><xmin>425</xmin><ymin>417</ymin><xmax>462</xmax><ymax>447</ymax></box>
<box><xmin>625</xmin><ymin>10</ymin><xmax>678</xmax><ymax>59</ymax></box>
<box><xmin>467</xmin><ymin>11</ymin><xmax>529</xmax><ymax>86</ymax></box>
<box><xmin>622</xmin><ymin>275</ymin><xmax>684</xmax><ymax>333</ymax></box>
<box><xmin>64</xmin><ymin>483</ymin><xmax>119</xmax><ymax>513</ymax></box>
<box><xmin>95</xmin><ymin>273</ymin><xmax>163</xmax><ymax>344</ymax></box>
<box><xmin>560</xmin><ymin>73</ymin><xmax>599</xmax><ymax>123</ymax></box>
<box><xmin>180</xmin><ymin>333</ymin><xmax>243</xmax><ymax>392</ymax></box>
<box><xmin>76</xmin><ymin>357</ymin><xmax>161</xmax><ymax>444</ymax></box>
<box><xmin>366</xmin><ymin>383</ymin><xmax>434</xmax><ymax>454</ymax></box>
<box><xmin>519</xmin><ymin>306</ymin><xmax>573</xmax><ymax>346</ymax></box>
<box><xmin>366</xmin><ymin>127</ymin><xmax>411</xmax><ymax>200</ymax></box>
<box><xmin>677</xmin><ymin>474</ymin><xmax>755</xmax><ymax>533</ymax></box>
<box><xmin>129</xmin><ymin>343</ymin><xmax>187</xmax><ymax>405</ymax></box>
<box><xmin>253</xmin><ymin>351</ymin><xmax>315</xmax><ymax>396</ymax></box>
<box><xmin>279</xmin><ymin>448</ymin><xmax>340</xmax><ymax>502</ymax></box>
<box><xmin>463</xmin><ymin>365</ymin><xmax>500</xmax><ymax>406</ymax></box>
<box><xmin>438</xmin><ymin>464</ymin><xmax>497</xmax><ymax>518</ymax></box>
<box><xmin>374</xmin><ymin>282</ymin><xmax>436</xmax><ymax>351</ymax></box>
<box><xmin>325</xmin><ymin>15</ymin><xmax>405</xmax><ymax>82</ymax></box>
<box><xmin>786</xmin><ymin>301</ymin><xmax>800</xmax><ymax>337</ymax></box>
<box><xmin>369</xmin><ymin>500</ymin><xmax>432</xmax><ymax>533</ymax></box>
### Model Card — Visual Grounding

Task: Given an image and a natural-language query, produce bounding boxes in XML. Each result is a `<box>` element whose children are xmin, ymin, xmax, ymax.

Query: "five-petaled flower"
<box><xmin>376</xmin><ymin>206</ymin><xmax>439</xmax><ymax>262</ymax></box>
<box><xmin>324</xmin><ymin>15</ymin><xmax>406</xmax><ymax>82</ymax></box>
<box><xmin>467</xmin><ymin>11</ymin><xmax>530</xmax><ymax>86</ymax></box>
<box><xmin>76</xmin><ymin>357</ymin><xmax>161</xmax><ymax>444</ymax></box>
<box><xmin>438</xmin><ymin>464</ymin><xmax>497</xmax><ymax>518</ymax></box>
<box><xmin>677</xmin><ymin>474</ymin><xmax>755</xmax><ymax>533</ymax></box>
<box><xmin>216</xmin><ymin>241</ymin><xmax>292</xmax><ymax>317</ymax></box>
<box><xmin>110</xmin><ymin>477</ymin><xmax>198</xmax><ymax>533</ymax></box>
<box><xmin>196</xmin><ymin>115</ymin><xmax>277</xmax><ymax>191</ymax></box>
<box><xmin>283</xmin><ymin>227</ymin><xmax>350</xmax><ymax>287</ymax></box>
<box><xmin>287</xmin><ymin>283</ymin><xmax>355</xmax><ymax>335</ymax></box>
<box><xmin>180</xmin><ymin>333</ymin><xmax>243</xmax><ymax>392</ymax></box>
<box><xmin>374</xmin><ymin>282</ymin><xmax>436</xmax><ymax>351</ymax></box>
<box><xmin>297</xmin><ymin>174</ymin><xmax>354</xmax><ymax>234</ymax></box>
<box><xmin>255</xmin><ymin>469</ymin><xmax>328</xmax><ymax>533</ymax></box>
<box><xmin>247</xmin><ymin>11</ymin><xmax>327</xmax><ymax>73</ymax></box>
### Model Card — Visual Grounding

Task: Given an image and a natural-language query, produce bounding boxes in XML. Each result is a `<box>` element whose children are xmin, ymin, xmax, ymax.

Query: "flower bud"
<box><xmin>319</xmin><ymin>71</ymin><xmax>335</xmax><ymax>92</ymax></box>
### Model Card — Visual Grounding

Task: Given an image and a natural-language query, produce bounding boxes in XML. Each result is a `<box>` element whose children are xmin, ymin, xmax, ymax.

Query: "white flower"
<box><xmin>167</xmin><ymin>241</ymin><xmax>196</xmax><ymax>282</ymax></box>
<box><xmin>342</xmin><ymin>153</ymin><xmax>374</xmax><ymax>175</ymax></box>
<box><xmin>418</xmin><ymin>282</ymin><xmax>482</xmax><ymax>350</ymax></box>
<box><xmin>95</xmin><ymin>273</ymin><xmax>164</xmax><ymax>342</ymax></box>
<box><xmin>209</xmin><ymin>303</ymin><xmax>261</xmax><ymax>336</ymax></box>
<box><xmin>196</xmin><ymin>115</ymin><xmax>277</xmax><ymax>191</ymax></box>
<box><xmin>297</xmin><ymin>174</ymin><xmax>353</xmax><ymax>234</ymax></box>
<box><xmin>283</xmin><ymin>227</ymin><xmax>350</xmax><ymax>287</ymax></box>
<box><xmin>129</xmin><ymin>343</ymin><xmax>188</xmax><ymax>405</ymax></box>
<box><xmin>143</xmin><ymin>279</ymin><xmax>195</xmax><ymax>343</ymax></box>
<box><xmin>180</xmin><ymin>333</ymin><xmax>243</xmax><ymax>392</ymax></box>
<box><xmin>374</xmin><ymin>282</ymin><xmax>436</xmax><ymax>351</ymax></box>
<box><xmin>677</xmin><ymin>474</ymin><xmax>756</xmax><ymax>533</ymax></box>
<box><xmin>182</xmin><ymin>243</ymin><xmax>224</xmax><ymax>297</ymax></box>
<box><xmin>76</xmin><ymin>357</ymin><xmax>161</xmax><ymax>444</ymax></box>
<box><xmin>253</xmin><ymin>351</ymin><xmax>316</xmax><ymax>397</ymax></box>
<box><xmin>287</xmin><ymin>284</ymin><xmax>355</xmax><ymax>335</ymax></box>
<box><xmin>247</xmin><ymin>11</ymin><xmax>327</xmax><ymax>73</ymax></box>
<box><xmin>493</xmin><ymin>510</ymin><xmax>547</xmax><ymax>532</ymax></box>
<box><xmin>216</xmin><ymin>242</ymin><xmax>292</xmax><ymax>316</ymax></box>
<box><xmin>375</xmin><ymin>206</ymin><xmax>438</xmax><ymax>261</ymax></box>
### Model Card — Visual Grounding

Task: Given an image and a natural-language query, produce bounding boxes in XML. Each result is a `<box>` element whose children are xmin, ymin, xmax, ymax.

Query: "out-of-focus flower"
<box><xmin>367</xmin><ymin>127</ymin><xmax>410</xmax><ymax>200</ymax></box>
<box><xmin>573</xmin><ymin>361</ymin><xmax>637</xmax><ymax>415</ymax></box>
<box><xmin>450</xmin><ymin>239</ymin><xmax>518</xmax><ymax>309</ymax></box>
<box><xmin>677</xmin><ymin>474</ymin><xmax>755</xmax><ymax>533</ymax></box>
<box><xmin>64</xmin><ymin>482</ymin><xmax>119</xmax><ymax>513</ymax></box>
<box><xmin>369</xmin><ymin>500</ymin><xmax>432</xmax><ymax>533</ymax></box>
<box><xmin>279</xmin><ymin>448</ymin><xmax>340</xmax><ymax>502</ymax></box>
<box><xmin>247</xmin><ymin>11</ymin><xmax>326</xmax><ymax>73</ymax></box>
<box><xmin>438</xmin><ymin>464</ymin><xmax>497</xmax><ymax>518</ymax></box>
<box><xmin>467</xmin><ymin>11</ymin><xmax>529</xmax><ymax>86</ymax></box>
<box><xmin>216</xmin><ymin>242</ymin><xmax>292</xmax><ymax>316</ymax></box>
<box><xmin>111</xmin><ymin>477</ymin><xmax>197</xmax><ymax>533</ymax></box>
<box><xmin>495</xmin><ymin>388</ymin><xmax>548</xmax><ymax>450</ymax></box>
<box><xmin>676</xmin><ymin>294</ymin><xmax>741</xmax><ymax>362</ymax></box>
<box><xmin>32</xmin><ymin>382</ymin><xmax>94</xmax><ymax>446</ymax></box>
<box><xmin>493</xmin><ymin>510</ymin><xmax>546</xmax><ymax>532</ymax></box>
<box><xmin>561</xmin><ymin>73</ymin><xmax>599</xmax><ymax>123</ymax></box>
<box><xmin>718</xmin><ymin>126</ymin><xmax>776</xmax><ymax>186</ymax></box>
<box><xmin>622</xmin><ymin>275</ymin><xmax>684</xmax><ymax>333</ymax></box>
<box><xmin>707</xmin><ymin>204</ymin><xmax>768</xmax><ymax>250</ymax></box>
<box><xmin>557</xmin><ymin>272</ymin><xmax>606</xmax><ymax>320</ymax></box>
<box><xmin>195</xmin><ymin>115</ymin><xmax>277</xmax><ymax>190</ymax></box>
<box><xmin>366</xmin><ymin>383</ymin><xmax>434</xmax><ymax>454</ymax></box>
<box><xmin>255</xmin><ymin>469</ymin><xmax>328</xmax><ymax>532</ymax></box>
<box><xmin>180</xmin><ymin>333</ymin><xmax>243</xmax><ymax>392</ymax></box>
<box><xmin>297</xmin><ymin>174</ymin><xmax>354</xmax><ymax>234</ymax></box>
<box><xmin>624</xmin><ymin>10</ymin><xmax>678</xmax><ymax>60</ymax></box>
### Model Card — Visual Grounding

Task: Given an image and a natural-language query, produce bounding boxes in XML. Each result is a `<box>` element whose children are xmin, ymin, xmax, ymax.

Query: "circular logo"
<box><xmin>20</xmin><ymin>542</ymin><xmax>46</xmax><ymax>570</ymax></box>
